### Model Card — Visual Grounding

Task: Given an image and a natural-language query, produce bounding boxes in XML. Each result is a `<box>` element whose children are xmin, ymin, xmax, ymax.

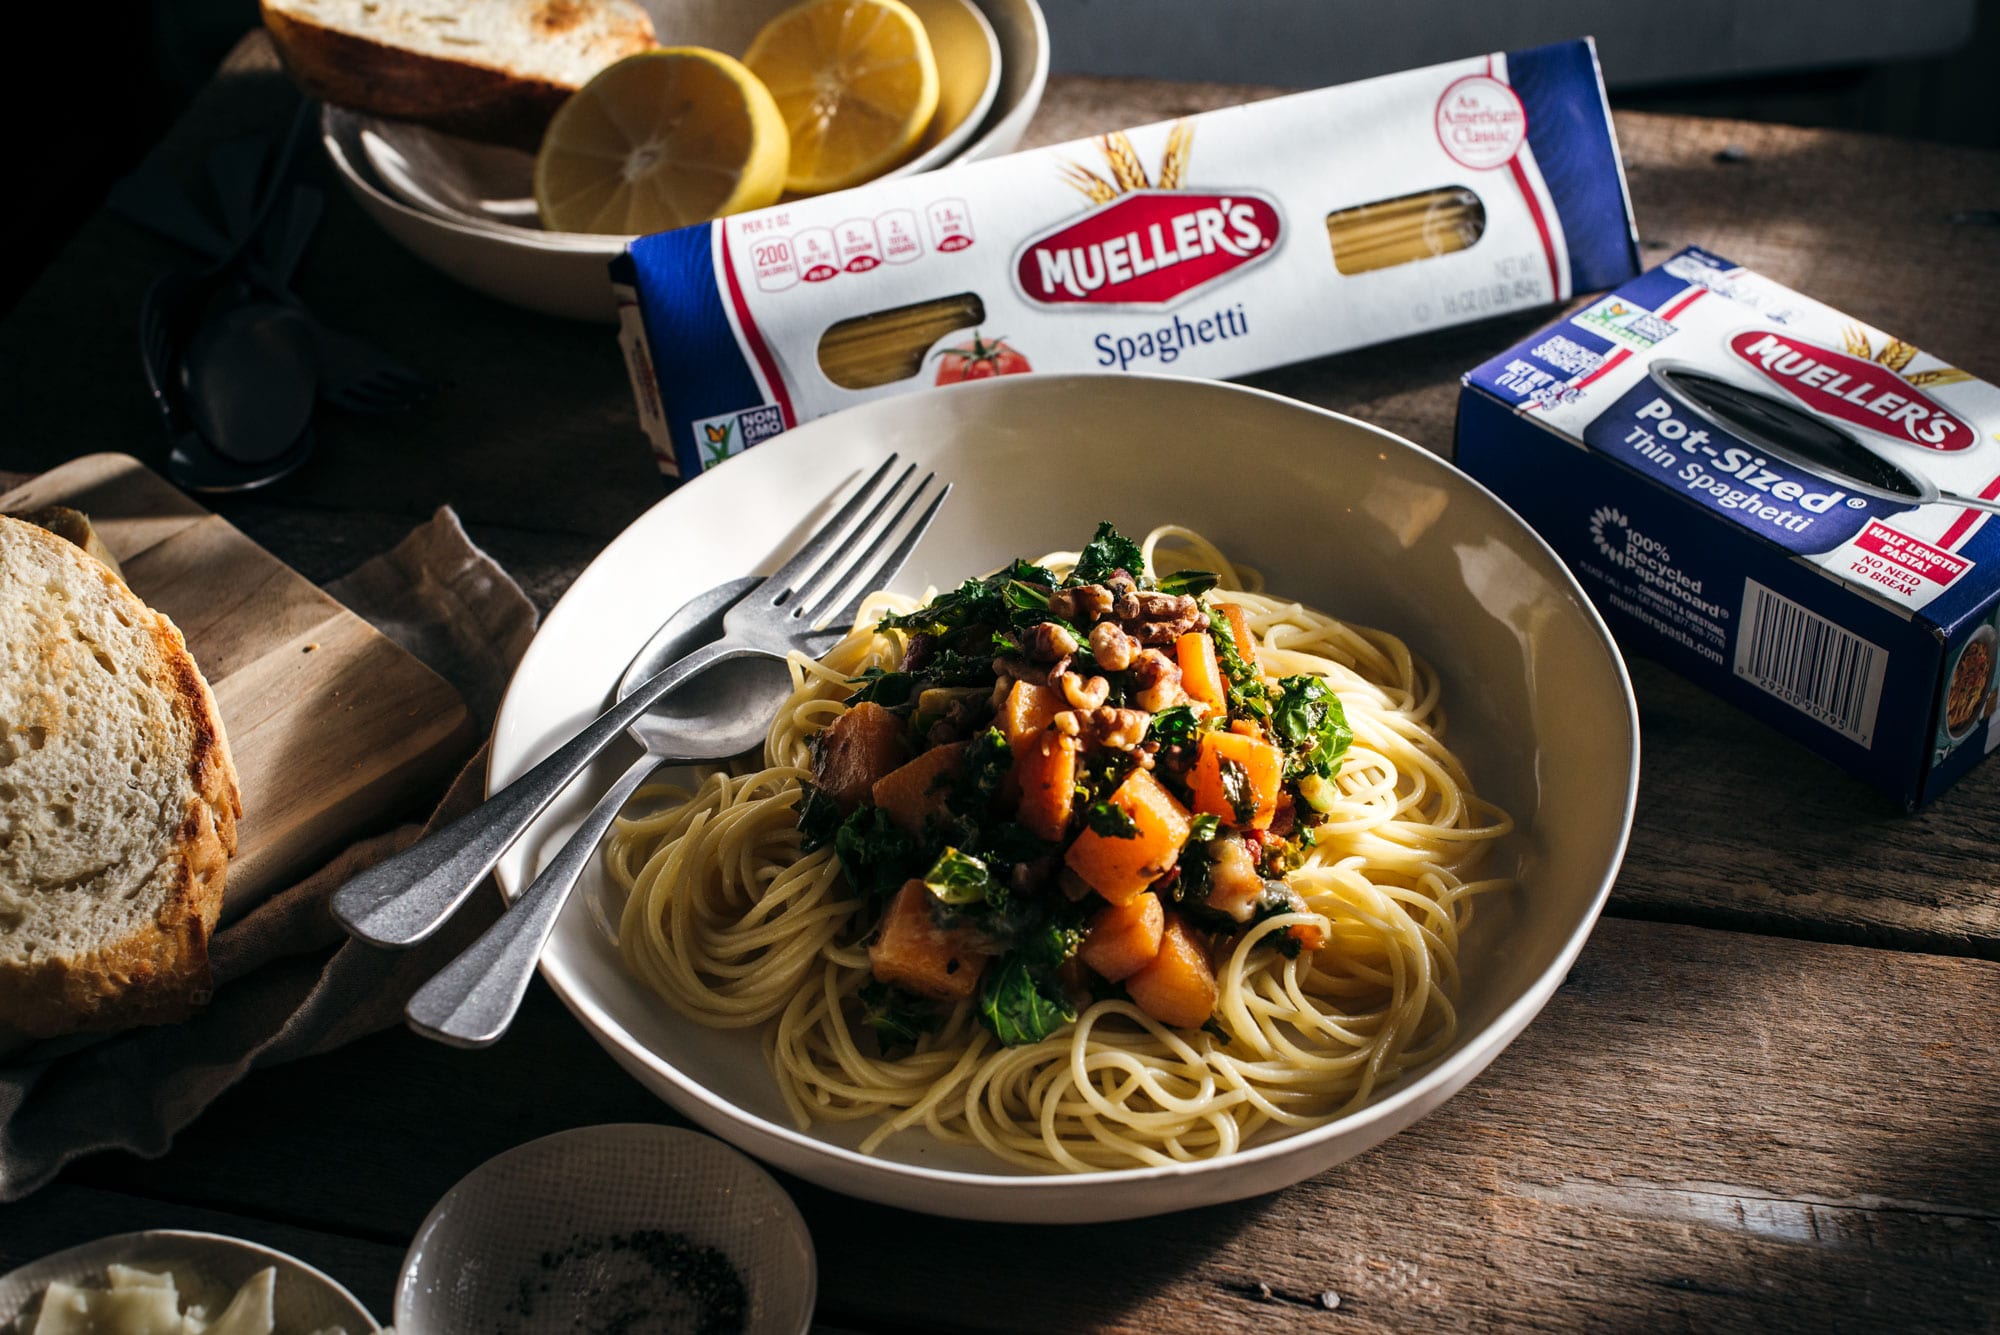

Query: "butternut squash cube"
<box><xmin>1015</xmin><ymin>731</ymin><xmax>1077</xmax><ymax>842</ymax></box>
<box><xmin>1124</xmin><ymin>914</ymin><xmax>1219</xmax><ymax>1029</ymax></box>
<box><xmin>869</xmin><ymin>880</ymin><xmax>989</xmax><ymax>1002</ymax></box>
<box><xmin>999</xmin><ymin>679</ymin><xmax>1062</xmax><ymax>752</ymax></box>
<box><xmin>812</xmin><ymin>701</ymin><xmax>911</xmax><ymax>811</ymax></box>
<box><xmin>1062</xmin><ymin>769</ymin><xmax>1191</xmax><ymax>904</ymax></box>
<box><xmin>1190</xmin><ymin>730</ymin><xmax>1282</xmax><ymax>829</ymax></box>
<box><xmin>1176</xmin><ymin>631</ymin><xmax>1227</xmax><ymax>710</ymax></box>
<box><xmin>871</xmin><ymin>741</ymin><xmax>967</xmax><ymax>834</ymax></box>
<box><xmin>1080</xmin><ymin>891</ymin><xmax>1164</xmax><ymax>982</ymax></box>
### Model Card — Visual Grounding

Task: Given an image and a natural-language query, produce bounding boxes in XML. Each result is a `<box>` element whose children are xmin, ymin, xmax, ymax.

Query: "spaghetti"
<box><xmin>1327</xmin><ymin>187</ymin><xmax>1486</xmax><ymax>275</ymax></box>
<box><xmin>818</xmin><ymin>292</ymin><xmax>987</xmax><ymax>389</ymax></box>
<box><xmin>609</xmin><ymin>526</ymin><xmax>1512</xmax><ymax>1172</ymax></box>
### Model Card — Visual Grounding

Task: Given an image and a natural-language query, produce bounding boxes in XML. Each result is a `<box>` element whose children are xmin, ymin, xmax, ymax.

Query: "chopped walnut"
<box><xmin>1121</xmin><ymin>590</ymin><xmax>1203</xmax><ymax>646</ymax></box>
<box><xmin>1088</xmin><ymin>620</ymin><xmax>1139</xmax><ymax>672</ymax></box>
<box><xmin>1130</xmin><ymin>649</ymin><xmax>1185</xmax><ymax>712</ymax></box>
<box><xmin>992</xmin><ymin>653</ymin><xmax>1070</xmax><ymax>687</ymax></box>
<box><xmin>1049</xmin><ymin>584</ymin><xmax>1115</xmax><ymax>623</ymax></box>
<box><xmin>1091</xmin><ymin>706</ymin><xmax>1152</xmax><ymax>751</ymax></box>
<box><xmin>1021</xmin><ymin>621</ymin><xmax>1080</xmax><ymax>663</ymax></box>
<box><xmin>1058</xmin><ymin>671</ymin><xmax>1111</xmax><ymax>711</ymax></box>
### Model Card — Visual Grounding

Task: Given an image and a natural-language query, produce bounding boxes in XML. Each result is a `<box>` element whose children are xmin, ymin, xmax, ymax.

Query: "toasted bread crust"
<box><xmin>262</xmin><ymin>2</ymin><xmax>654</xmax><ymax>148</ymax></box>
<box><xmin>0</xmin><ymin>522</ymin><xmax>241</xmax><ymax>1039</ymax></box>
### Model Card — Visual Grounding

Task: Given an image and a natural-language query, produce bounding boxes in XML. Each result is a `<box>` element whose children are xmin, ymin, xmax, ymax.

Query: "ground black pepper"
<box><xmin>498</xmin><ymin>1227</ymin><xmax>748</xmax><ymax>1334</ymax></box>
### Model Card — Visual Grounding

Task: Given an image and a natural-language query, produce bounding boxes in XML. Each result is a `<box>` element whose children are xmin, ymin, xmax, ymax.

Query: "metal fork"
<box><xmin>330</xmin><ymin>455</ymin><xmax>948</xmax><ymax>950</ymax></box>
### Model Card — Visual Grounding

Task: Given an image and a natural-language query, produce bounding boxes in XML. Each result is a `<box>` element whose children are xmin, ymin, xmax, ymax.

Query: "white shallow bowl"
<box><xmin>322</xmin><ymin>0</ymin><xmax>1048</xmax><ymax>322</ymax></box>
<box><xmin>0</xmin><ymin>1231</ymin><xmax>379</xmax><ymax>1332</ymax></box>
<box><xmin>488</xmin><ymin>373</ymin><xmax>1639</xmax><ymax>1223</ymax></box>
<box><xmin>396</xmin><ymin>1124</ymin><xmax>814</xmax><ymax>1335</ymax></box>
<box><xmin>357</xmin><ymin>0</ymin><xmax>1003</xmax><ymax>239</ymax></box>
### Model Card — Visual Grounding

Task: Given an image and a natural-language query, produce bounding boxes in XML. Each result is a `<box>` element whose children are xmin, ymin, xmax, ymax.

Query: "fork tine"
<box><xmin>801</xmin><ymin>477</ymin><xmax>950</xmax><ymax>627</ymax></box>
<box><xmin>787</xmin><ymin>462</ymin><xmax>920</xmax><ymax>609</ymax></box>
<box><xmin>764</xmin><ymin>454</ymin><xmax>903</xmax><ymax>596</ymax></box>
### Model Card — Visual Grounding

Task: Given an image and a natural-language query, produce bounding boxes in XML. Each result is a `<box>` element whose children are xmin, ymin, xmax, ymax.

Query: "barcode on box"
<box><xmin>1734</xmin><ymin>580</ymin><xmax>1887</xmax><ymax>746</ymax></box>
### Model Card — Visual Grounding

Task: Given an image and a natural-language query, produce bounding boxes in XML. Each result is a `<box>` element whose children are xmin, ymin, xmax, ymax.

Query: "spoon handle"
<box><xmin>331</xmin><ymin>637</ymin><xmax>746</xmax><ymax>948</ymax></box>
<box><xmin>1940</xmin><ymin>491</ymin><xmax>2000</xmax><ymax>517</ymax></box>
<box><xmin>405</xmin><ymin>750</ymin><xmax>658</xmax><ymax>1048</ymax></box>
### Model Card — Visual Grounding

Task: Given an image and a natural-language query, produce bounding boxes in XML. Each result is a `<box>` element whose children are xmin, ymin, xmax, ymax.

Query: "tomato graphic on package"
<box><xmin>934</xmin><ymin>333</ymin><xmax>1031</xmax><ymax>384</ymax></box>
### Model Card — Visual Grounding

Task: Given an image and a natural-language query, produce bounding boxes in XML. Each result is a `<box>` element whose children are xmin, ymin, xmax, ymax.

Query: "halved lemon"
<box><xmin>534</xmin><ymin>48</ymin><xmax>790</xmax><ymax>235</ymax></box>
<box><xmin>745</xmin><ymin>0</ymin><xmax>940</xmax><ymax>196</ymax></box>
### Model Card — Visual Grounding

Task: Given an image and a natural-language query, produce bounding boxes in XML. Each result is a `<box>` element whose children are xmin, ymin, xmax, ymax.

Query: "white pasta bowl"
<box><xmin>488</xmin><ymin>372</ymin><xmax>1638</xmax><ymax>1222</ymax></box>
<box><xmin>320</xmin><ymin>0</ymin><xmax>1048</xmax><ymax>322</ymax></box>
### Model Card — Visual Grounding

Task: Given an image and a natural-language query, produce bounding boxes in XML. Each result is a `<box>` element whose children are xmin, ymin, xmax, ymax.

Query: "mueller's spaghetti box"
<box><xmin>615</xmin><ymin>38</ymin><xmax>1638</xmax><ymax>479</ymax></box>
<box><xmin>1459</xmin><ymin>246</ymin><xmax>2000</xmax><ymax>807</ymax></box>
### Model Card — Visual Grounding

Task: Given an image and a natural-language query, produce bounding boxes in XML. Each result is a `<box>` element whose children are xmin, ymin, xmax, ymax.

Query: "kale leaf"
<box><xmin>878</xmin><ymin>575</ymin><xmax>1005</xmax><ymax>637</ymax></box>
<box><xmin>796</xmin><ymin>784</ymin><xmax>844</xmax><ymax>853</ymax></box>
<box><xmin>845</xmin><ymin>667</ymin><xmax>917</xmax><ymax>707</ymax></box>
<box><xmin>833</xmin><ymin>806</ymin><xmax>921</xmax><ymax>900</ymax></box>
<box><xmin>978</xmin><ymin>918</ymin><xmax>1086</xmax><ymax>1046</ymax></box>
<box><xmin>978</xmin><ymin>821</ymin><xmax>1056</xmax><ymax>868</ymax></box>
<box><xmin>1072</xmin><ymin>522</ymin><xmax>1145</xmax><ymax>587</ymax></box>
<box><xmin>1084</xmin><ymin>800</ymin><xmax>1139</xmax><ymax>839</ymax></box>
<box><xmin>1207</xmin><ymin>605</ymin><xmax>1271</xmax><ymax>722</ymax></box>
<box><xmin>859</xmin><ymin>980</ymin><xmax>944</xmax><ymax>1053</ymax></box>
<box><xmin>1155</xmin><ymin>568</ymin><xmax>1219</xmax><ymax>597</ymax></box>
<box><xmin>1149</xmin><ymin>704</ymin><xmax>1200</xmax><ymax>751</ymax></box>
<box><xmin>921</xmin><ymin>847</ymin><xmax>994</xmax><ymax>905</ymax></box>
<box><xmin>1216</xmin><ymin>756</ymin><xmax>1258</xmax><ymax>825</ymax></box>
<box><xmin>1271</xmin><ymin>675</ymin><xmax>1353</xmax><ymax>779</ymax></box>
<box><xmin>1187</xmin><ymin>813</ymin><xmax>1221</xmax><ymax>843</ymax></box>
<box><xmin>950</xmin><ymin>728</ymin><xmax>1013</xmax><ymax>817</ymax></box>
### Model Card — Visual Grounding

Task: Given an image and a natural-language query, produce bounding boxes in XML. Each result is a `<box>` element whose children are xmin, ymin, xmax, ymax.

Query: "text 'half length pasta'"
<box><xmin>608</xmin><ymin>525</ymin><xmax>1513</xmax><ymax>1172</ymax></box>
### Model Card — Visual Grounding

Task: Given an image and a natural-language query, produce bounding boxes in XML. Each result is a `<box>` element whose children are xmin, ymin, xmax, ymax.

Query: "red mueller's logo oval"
<box><xmin>1014</xmin><ymin>190</ymin><xmax>1281</xmax><ymax>307</ymax></box>
<box><xmin>1728</xmin><ymin>330</ymin><xmax>1974</xmax><ymax>452</ymax></box>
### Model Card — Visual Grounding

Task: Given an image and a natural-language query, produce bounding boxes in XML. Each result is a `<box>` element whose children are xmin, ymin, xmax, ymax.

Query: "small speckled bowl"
<box><xmin>395</xmin><ymin>1123</ymin><xmax>815</xmax><ymax>1335</ymax></box>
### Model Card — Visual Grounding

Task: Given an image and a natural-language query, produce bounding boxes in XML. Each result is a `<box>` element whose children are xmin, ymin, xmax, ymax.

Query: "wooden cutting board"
<box><xmin>1</xmin><ymin>453</ymin><xmax>475</xmax><ymax>915</ymax></box>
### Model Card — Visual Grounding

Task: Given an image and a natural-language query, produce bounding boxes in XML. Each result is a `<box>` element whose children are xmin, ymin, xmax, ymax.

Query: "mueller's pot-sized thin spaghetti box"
<box><xmin>615</xmin><ymin>38</ymin><xmax>1638</xmax><ymax>478</ymax></box>
<box><xmin>1458</xmin><ymin>246</ymin><xmax>2000</xmax><ymax>807</ymax></box>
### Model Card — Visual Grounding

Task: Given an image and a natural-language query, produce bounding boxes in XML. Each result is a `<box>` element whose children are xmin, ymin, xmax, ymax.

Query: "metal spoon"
<box><xmin>404</xmin><ymin>576</ymin><xmax>798</xmax><ymax>1048</ymax></box>
<box><xmin>139</xmin><ymin>102</ymin><xmax>325</xmax><ymax>492</ymax></box>
<box><xmin>177</xmin><ymin>295</ymin><xmax>320</xmax><ymax>466</ymax></box>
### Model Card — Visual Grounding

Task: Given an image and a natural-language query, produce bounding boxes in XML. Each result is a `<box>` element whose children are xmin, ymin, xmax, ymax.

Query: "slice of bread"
<box><xmin>7</xmin><ymin>506</ymin><xmax>125</xmax><ymax>582</ymax></box>
<box><xmin>0</xmin><ymin>517</ymin><xmax>241</xmax><ymax>1039</ymax></box>
<box><xmin>262</xmin><ymin>0</ymin><xmax>658</xmax><ymax>147</ymax></box>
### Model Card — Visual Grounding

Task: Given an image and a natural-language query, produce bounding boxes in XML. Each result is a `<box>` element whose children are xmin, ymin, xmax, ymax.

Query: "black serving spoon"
<box><xmin>115</xmin><ymin>158</ymin><xmax>430</xmax><ymax>419</ymax></box>
<box><xmin>139</xmin><ymin>103</ymin><xmax>323</xmax><ymax>492</ymax></box>
<box><xmin>1652</xmin><ymin>363</ymin><xmax>2000</xmax><ymax>515</ymax></box>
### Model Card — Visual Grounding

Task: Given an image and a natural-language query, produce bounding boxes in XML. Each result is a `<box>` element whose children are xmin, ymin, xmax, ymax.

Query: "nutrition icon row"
<box><xmin>750</xmin><ymin>199</ymin><xmax>974</xmax><ymax>291</ymax></box>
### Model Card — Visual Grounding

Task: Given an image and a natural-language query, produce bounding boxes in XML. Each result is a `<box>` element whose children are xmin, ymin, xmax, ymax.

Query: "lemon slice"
<box><xmin>534</xmin><ymin>48</ymin><xmax>790</xmax><ymax>235</ymax></box>
<box><xmin>745</xmin><ymin>0</ymin><xmax>940</xmax><ymax>195</ymax></box>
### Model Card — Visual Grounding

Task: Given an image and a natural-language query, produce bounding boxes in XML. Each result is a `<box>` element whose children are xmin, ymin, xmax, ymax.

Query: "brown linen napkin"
<box><xmin>0</xmin><ymin>507</ymin><xmax>538</xmax><ymax>1202</ymax></box>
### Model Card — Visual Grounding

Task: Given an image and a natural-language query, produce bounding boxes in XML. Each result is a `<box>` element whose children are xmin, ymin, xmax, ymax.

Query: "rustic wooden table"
<box><xmin>2</xmin><ymin>35</ymin><xmax>1997</xmax><ymax>1333</ymax></box>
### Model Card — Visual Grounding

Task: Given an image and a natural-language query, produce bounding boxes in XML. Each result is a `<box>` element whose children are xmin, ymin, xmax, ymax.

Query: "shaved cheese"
<box><xmin>197</xmin><ymin>1269</ymin><xmax>273</xmax><ymax>1335</ymax></box>
<box><xmin>29</xmin><ymin>1282</ymin><xmax>184</xmax><ymax>1335</ymax></box>
<box><xmin>26</xmin><ymin>1266</ymin><xmax>283</xmax><ymax>1335</ymax></box>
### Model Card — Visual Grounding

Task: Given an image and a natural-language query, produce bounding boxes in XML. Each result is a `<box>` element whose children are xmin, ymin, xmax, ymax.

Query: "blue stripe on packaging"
<box><xmin>618</xmin><ymin>226</ymin><xmax>764</xmax><ymax>479</ymax></box>
<box><xmin>1507</xmin><ymin>39</ymin><xmax>1639</xmax><ymax>294</ymax></box>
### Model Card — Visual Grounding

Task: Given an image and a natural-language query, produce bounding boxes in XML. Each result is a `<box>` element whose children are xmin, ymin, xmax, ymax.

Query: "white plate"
<box><xmin>0</xmin><ymin>1231</ymin><xmax>379</xmax><ymax>1332</ymax></box>
<box><xmin>320</xmin><ymin>0</ymin><xmax>1048</xmax><ymax>321</ymax></box>
<box><xmin>396</xmin><ymin>1124</ymin><xmax>814</xmax><ymax>1334</ymax></box>
<box><xmin>488</xmin><ymin>373</ymin><xmax>1639</xmax><ymax>1222</ymax></box>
